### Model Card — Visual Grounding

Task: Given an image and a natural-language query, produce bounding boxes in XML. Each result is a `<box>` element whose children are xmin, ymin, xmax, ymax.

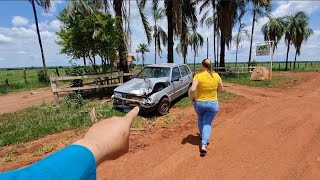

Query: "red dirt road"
<box><xmin>0</xmin><ymin>88</ymin><xmax>52</xmax><ymax>114</ymax></box>
<box><xmin>99</xmin><ymin>72</ymin><xmax>320</xmax><ymax>179</ymax></box>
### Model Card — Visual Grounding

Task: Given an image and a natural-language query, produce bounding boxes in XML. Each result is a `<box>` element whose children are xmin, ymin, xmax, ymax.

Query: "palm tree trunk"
<box><xmin>167</xmin><ymin>0</ymin><xmax>174</xmax><ymax>63</ymax></box>
<box><xmin>248</xmin><ymin>6</ymin><xmax>256</xmax><ymax>66</ymax></box>
<box><xmin>220</xmin><ymin>31</ymin><xmax>225</xmax><ymax>68</ymax></box>
<box><xmin>142</xmin><ymin>54</ymin><xmax>145</xmax><ymax>67</ymax></box>
<box><xmin>83</xmin><ymin>56</ymin><xmax>86</xmax><ymax>66</ymax></box>
<box><xmin>154</xmin><ymin>35</ymin><xmax>157</xmax><ymax>64</ymax></box>
<box><xmin>31</xmin><ymin>0</ymin><xmax>46</xmax><ymax>70</ymax></box>
<box><xmin>235</xmin><ymin>46</ymin><xmax>239</xmax><ymax>67</ymax></box>
<box><xmin>294</xmin><ymin>51</ymin><xmax>298</xmax><ymax>69</ymax></box>
<box><xmin>213</xmin><ymin>27</ymin><xmax>216</xmax><ymax>67</ymax></box>
<box><xmin>285</xmin><ymin>43</ymin><xmax>290</xmax><ymax>71</ymax></box>
<box><xmin>193</xmin><ymin>50</ymin><xmax>196</xmax><ymax>71</ymax></box>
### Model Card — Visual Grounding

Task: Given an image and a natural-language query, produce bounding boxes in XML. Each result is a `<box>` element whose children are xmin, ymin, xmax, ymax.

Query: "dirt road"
<box><xmin>99</xmin><ymin>72</ymin><xmax>320</xmax><ymax>179</ymax></box>
<box><xmin>0</xmin><ymin>88</ymin><xmax>52</xmax><ymax>114</ymax></box>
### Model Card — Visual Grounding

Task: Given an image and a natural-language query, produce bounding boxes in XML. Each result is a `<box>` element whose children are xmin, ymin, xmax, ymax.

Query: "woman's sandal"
<box><xmin>200</xmin><ymin>149</ymin><xmax>207</xmax><ymax>157</ymax></box>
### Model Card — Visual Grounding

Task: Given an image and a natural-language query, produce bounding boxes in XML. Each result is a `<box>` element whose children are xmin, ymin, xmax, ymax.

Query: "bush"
<box><xmin>251</xmin><ymin>60</ymin><xmax>258</xmax><ymax>66</ymax></box>
<box><xmin>63</xmin><ymin>92</ymin><xmax>84</xmax><ymax>109</ymax></box>
<box><xmin>37</xmin><ymin>70</ymin><xmax>50</xmax><ymax>84</ymax></box>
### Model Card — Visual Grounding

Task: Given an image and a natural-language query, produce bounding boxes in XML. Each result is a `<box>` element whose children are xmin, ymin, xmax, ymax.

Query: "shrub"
<box><xmin>63</xmin><ymin>92</ymin><xmax>84</xmax><ymax>109</ymax></box>
<box><xmin>37</xmin><ymin>70</ymin><xmax>50</xmax><ymax>84</ymax></box>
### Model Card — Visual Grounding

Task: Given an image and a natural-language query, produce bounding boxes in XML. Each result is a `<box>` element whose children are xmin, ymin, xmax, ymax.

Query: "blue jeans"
<box><xmin>194</xmin><ymin>101</ymin><xmax>219</xmax><ymax>146</ymax></box>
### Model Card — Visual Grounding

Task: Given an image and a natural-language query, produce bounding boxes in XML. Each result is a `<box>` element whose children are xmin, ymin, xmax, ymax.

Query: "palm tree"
<box><xmin>293</xmin><ymin>26</ymin><xmax>313</xmax><ymax>69</ymax></box>
<box><xmin>261</xmin><ymin>15</ymin><xmax>286</xmax><ymax>53</ymax></box>
<box><xmin>233</xmin><ymin>23</ymin><xmax>249</xmax><ymax>66</ymax></box>
<box><xmin>215</xmin><ymin>0</ymin><xmax>244</xmax><ymax>68</ymax></box>
<box><xmin>152</xmin><ymin>5</ymin><xmax>167</xmax><ymax>64</ymax></box>
<box><xmin>136</xmin><ymin>43</ymin><xmax>150</xmax><ymax>67</ymax></box>
<box><xmin>189</xmin><ymin>30</ymin><xmax>204</xmax><ymax>70</ymax></box>
<box><xmin>29</xmin><ymin>0</ymin><xmax>51</xmax><ymax>70</ymax></box>
<box><xmin>247</xmin><ymin>0</ymin><xmax>271</xmax><ymax>66</ymax></box>
<box><xmin>198</xmin><ymin>0</ymin><xmax>218</xmax><ymax>67</ymax></box>
<box><xmin>284</xmin><ymin>11</ymin><xmax>311</xmax><ymax>71</ymax></box>
<box><xmin>163</xmin><ymin>0</ymin><xmax>198</xmax><ymax>63</ymax></box>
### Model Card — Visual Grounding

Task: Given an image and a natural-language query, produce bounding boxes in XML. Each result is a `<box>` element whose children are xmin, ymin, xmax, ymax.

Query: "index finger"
<box><xmin>125</xmin><ymin>106</ymin><xmax>140</xmax><ymax>124</ymax></box>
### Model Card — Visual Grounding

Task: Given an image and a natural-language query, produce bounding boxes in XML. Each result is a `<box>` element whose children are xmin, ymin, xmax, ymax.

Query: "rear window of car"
<box><xmin>179</xmin><ymin>65</ymin><xmax>188</xmax><ymax>77</ymax></box>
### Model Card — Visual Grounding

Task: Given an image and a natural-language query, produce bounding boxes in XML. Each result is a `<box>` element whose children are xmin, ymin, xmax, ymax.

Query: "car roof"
<box><xmin>146</xmin><ymin>63</ymin><xmax>184</xmax><ymax>68</ymax></box>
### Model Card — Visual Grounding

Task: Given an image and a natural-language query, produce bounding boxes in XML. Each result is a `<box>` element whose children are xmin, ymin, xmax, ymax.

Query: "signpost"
<box><xmin>256</xmin><ymin>41</ymin><xmax>274</xmax><ymax>80</ymax></box>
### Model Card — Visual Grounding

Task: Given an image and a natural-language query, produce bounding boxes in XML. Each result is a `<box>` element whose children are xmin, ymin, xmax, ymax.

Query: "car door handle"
<box><xmin>180</xmin><ymin>79</ymin><xmax>183</xmax><ymax>82</ymax></box>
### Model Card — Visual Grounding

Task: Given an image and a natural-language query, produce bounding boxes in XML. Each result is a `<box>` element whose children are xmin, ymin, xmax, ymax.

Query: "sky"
<box><xmin>0</xmin><ymin>0</ymin><xmax>320</xmax><ymax>68</ymax></box>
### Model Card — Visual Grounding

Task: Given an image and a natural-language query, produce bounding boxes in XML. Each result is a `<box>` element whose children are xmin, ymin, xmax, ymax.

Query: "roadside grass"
<box><xmin>0</xmin><ymin>68</ymin><xmax>65</xmax><ymax>94</ymax></box>
<box><xmin>161</xmin><ymin>114</ymin><xmax>178</xmax><ymax>126</ymax></box>
<box><xmin>32</xmin><ymin>143</ymin><xmax>56</xmax><ymax>157</ymax></box>
<box><xmin>0</xmin><ymin>101</ymin><xmax>124</xmax><ymax>147</ymax></box>
<box><xmin>223</xmin><ymin>73</ymin><xmax>299</xmax><ymax>87</ymax></box>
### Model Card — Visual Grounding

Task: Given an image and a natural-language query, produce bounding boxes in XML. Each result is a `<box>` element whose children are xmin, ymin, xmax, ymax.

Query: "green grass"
<box><xmin>0</xmin><ymin>101</ymin><xmax>124</xmax><ymax>147</ymax></box>
<box><xmin>223</xmin><ymin>73</ymin><xmax>299</xmax><ymax>87</ymax></box>
<box><xmin>0</xmin><ymin>68</ymin><xmax>66</xmax><ymax>94</ymax></box>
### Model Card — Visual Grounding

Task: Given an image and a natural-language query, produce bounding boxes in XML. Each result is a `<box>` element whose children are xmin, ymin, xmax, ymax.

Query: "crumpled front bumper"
<box><xmin>112</xmin><ymin>95</ymin><xmax>158</xmax><ymax>113</ymax></box>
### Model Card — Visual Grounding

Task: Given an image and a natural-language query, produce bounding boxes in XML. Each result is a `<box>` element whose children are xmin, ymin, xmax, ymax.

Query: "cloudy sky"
<box><xmin>0</xmin><ymin>0</ymin><xmax>320</xmax><ymax>68</ymax></box>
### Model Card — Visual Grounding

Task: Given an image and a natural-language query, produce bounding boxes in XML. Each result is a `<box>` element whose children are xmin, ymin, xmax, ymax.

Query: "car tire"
<box><xmin>157</xmin><ymin>97</ymin><xmax>170</xmax><ymax>116</ymax></box>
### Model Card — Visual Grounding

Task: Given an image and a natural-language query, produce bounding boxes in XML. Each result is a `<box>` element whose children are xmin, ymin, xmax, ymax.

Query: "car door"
<box><xmin>170</xmin><ymin>66</ymin><xmax>183</xmax><ymax>100</ymax></box>
<box><xmin>179</xmin><ymin>65</ymin><xmax>192</xmax><ymax>94</ymax></box>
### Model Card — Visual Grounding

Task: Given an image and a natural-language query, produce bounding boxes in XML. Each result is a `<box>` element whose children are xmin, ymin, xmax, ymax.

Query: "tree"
<box><xmin>261</xmin><ymin>15</ymin><xmax>286</xmax><ymax>53</ymax></box>
<box><xmin>152</xmin><ymin>4</ymin><xmax>167</xmax><ymax>64</ymax></box>
<box><xmin>29</xmin><ymin>0</ymin><xmax>51</xmax><ymax>70</ymax></box>
<box><xmin>189</xmin><ymin>30</ymin><xmax>204</xmax><ymax>69</ymax></box>
<box><xmin>284</xmin><ymin>11</ymin><xmax>311</xmax><ymax>70</ymax></box>
<box><xmin>163</xmin><ymin>0</ymin><xmax>198</xmax><ymax>63</ymax></box>
<box><xmin>57</xmin><ymin>1</ymin><xmax>123</xmax><ymax>70</ymax></box>
<box><xmin>247</xmin><ymin>0</ymin><xmax>271</xmax><ymax>66</ymax></box>
<box><xmin>233</xmin><ymin>23</ymin><xmax>249</xmax><ymax>66</ymax></box>
<box><xmin>136</xmin><ymin>43</ymin><xmax>150</xmax><ymax>67</ymax></box>
<box><xmin>292</xmin><ymin>18</ymin><xmax>313</xmax><ymax>69</ymax></box>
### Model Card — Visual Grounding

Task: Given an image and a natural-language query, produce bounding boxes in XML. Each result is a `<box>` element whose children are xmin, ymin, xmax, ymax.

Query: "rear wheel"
<box><xmin>156</xmin><ymin>97</ymin><xmax>170</xmax><ymax>116</ymax></box>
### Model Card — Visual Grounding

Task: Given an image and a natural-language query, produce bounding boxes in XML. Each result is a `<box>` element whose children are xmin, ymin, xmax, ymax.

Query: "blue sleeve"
<box><xmin>0</xmin><ymin>145</ymin><xmax>96</xmax><ymax>180</ymax></box>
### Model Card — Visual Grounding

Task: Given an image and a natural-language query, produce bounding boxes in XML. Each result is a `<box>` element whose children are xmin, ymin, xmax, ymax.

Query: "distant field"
<box><xmin>0</xmin><ymin>68</ymin><xmax>66</xmax><ymax>94</ymax></box>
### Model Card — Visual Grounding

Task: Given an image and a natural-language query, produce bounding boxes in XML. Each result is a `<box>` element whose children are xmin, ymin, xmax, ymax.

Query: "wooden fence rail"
<box><xmin>50</xmin><ymin>71</ymin><xmax>134</xmax><ymax>105</ymax></box>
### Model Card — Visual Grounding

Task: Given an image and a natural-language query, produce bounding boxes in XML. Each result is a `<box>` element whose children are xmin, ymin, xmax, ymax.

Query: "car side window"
<box><xmin>172</xmin><ymin>67</ymin><xmax>181</xmax><ymax>80</ymax></box>
<box><xmin>179</xmin><ymin>66</ymin><xmax>188</xmax><ymax>77</ymax></box>
<box><xmin>184</xmin><ymin>65</ymin><xmax>191</xmax><ymax>75</ymax></box>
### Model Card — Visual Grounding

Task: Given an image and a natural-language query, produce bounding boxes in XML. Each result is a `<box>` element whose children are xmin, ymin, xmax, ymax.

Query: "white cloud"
<box><xmin>50</xmin><ymin>20</ymin><xmax>61</xmax><ymax>31</ymax></box>
<box><xmin>17</xmin><ymin>51</ymin><xmax>28</xmax><ymax>55</ymax></box>
<box><xmin>0</xmin><ymin>34</ymin><xmax>12</xmax><ymax>43</ymax></box>
<box><xmin>0</xmin><ymin>57</ymin><xmax>6</xmax><ymax>61</ymax></box>
<box><xmin>12</xmin><ymin>16</ymin><xmax>29</xmax><ymax>27</ymax></box>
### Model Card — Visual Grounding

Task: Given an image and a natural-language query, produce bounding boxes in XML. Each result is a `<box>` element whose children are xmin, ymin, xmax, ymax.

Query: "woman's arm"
<box><xmin>188</xmin><ymin>80</ymin><xmax>198</xmax><ymax>101</ymax></box>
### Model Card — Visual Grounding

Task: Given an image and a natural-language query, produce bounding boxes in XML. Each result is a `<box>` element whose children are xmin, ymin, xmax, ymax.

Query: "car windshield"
<box><xmin>136</xmin><ymin>67</ymin><xmax>170</xmax><ymax>79</ymax></box>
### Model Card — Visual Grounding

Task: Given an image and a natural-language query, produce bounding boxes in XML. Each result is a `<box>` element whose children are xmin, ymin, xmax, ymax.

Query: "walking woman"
<box><xmin>189</xmin><ymin>59</ymin><xmax>223</xmax><ymax>157</ymax></box>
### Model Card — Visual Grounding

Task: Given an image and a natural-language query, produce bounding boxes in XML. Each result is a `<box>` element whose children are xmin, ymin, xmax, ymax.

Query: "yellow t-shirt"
<box><xmin>193</xmin><ymin>71</ymin><xmax>221</xmax><ymax>101</ymax></box>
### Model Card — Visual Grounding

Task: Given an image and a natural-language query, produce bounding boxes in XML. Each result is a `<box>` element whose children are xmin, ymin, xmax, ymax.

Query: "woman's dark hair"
<box><xmin>202</xmin><ymin>59</ymin><xmax>213</xmax><ymax>77</ymax></box>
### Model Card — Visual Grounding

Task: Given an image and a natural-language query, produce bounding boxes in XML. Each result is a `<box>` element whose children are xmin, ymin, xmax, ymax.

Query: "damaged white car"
<box><xmin>112</xmin><ymin>64</ymin><xmax>193</xmax><ymax>115</ymax></box>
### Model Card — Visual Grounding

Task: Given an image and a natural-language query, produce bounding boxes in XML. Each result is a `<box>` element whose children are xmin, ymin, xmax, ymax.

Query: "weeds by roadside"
<box><xmin>32</xmin><ymin>143</ymin><xmax>56</xmax><ymax>157</ymax></box>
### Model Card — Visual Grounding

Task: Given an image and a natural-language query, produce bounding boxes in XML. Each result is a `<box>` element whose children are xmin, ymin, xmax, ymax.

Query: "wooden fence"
<box><xmin>50</xmin><ymin>71</ymin><xmax>134</xmax><ymax>105</ymax></box>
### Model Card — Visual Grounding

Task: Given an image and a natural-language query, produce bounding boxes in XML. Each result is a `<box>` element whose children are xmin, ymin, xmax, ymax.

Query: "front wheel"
<box><xmin>156</xmin><ymin>97</ymin><xmax>170</xmax><ymax>116</ymax></box>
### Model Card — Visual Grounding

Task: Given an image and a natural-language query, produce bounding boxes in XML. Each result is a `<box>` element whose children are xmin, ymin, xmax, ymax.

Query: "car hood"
<box><xmin>114</xmin><ymin>77</ymin><xmax>169</xmax><ymax>96</ymax></box>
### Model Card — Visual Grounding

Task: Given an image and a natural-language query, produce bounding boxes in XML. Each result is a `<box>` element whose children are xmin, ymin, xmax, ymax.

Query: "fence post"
<box><xmin>5</xmin><ymin>78</ymin><xmax>9</xmax><ymax>87</ymax></box>
<box><xmin>50</xmin><ymin>77</ymin><xmax>59</xmax><ymax>106</ymax></box>
<box><xmin>23</xmin><ymin>68</ymin><xmax>27</xmax><ymax>84</ymax></box>
<box><xmin>119</xmin><ymin>71</ymin><xmax>124</xmax><ymax>84</ymax></box>
<box><xmin>55</xmin><ymin>68</ymin><xmax>60</xmax><ymax>76</ymax></box>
